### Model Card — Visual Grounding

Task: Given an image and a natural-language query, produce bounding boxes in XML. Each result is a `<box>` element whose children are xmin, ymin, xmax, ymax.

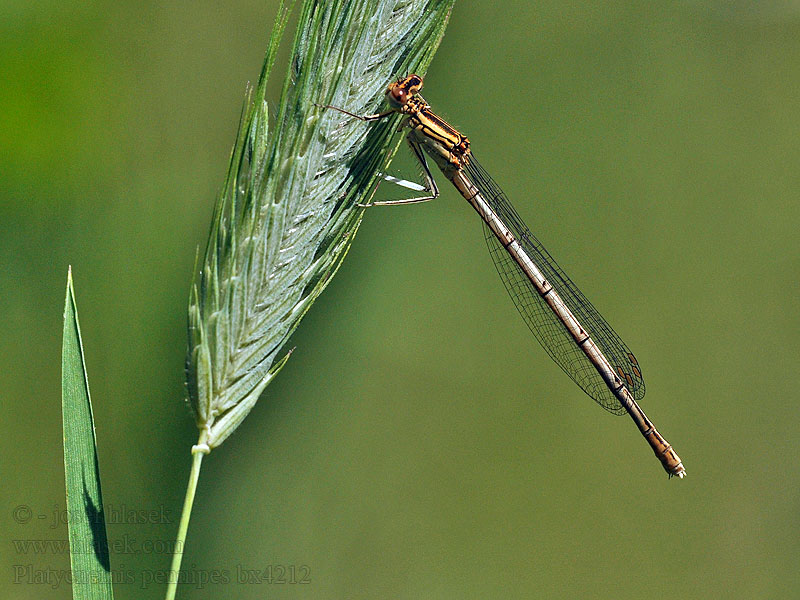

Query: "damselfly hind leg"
<box><xmin>317</xmin><ymin>103</ymin><xmax>438</xmax><ymax>207</ymax></box>
<box><xmin>359</xmin><ymin>137</ymin><xmax>440</xmax><ymax>207</ymax></box>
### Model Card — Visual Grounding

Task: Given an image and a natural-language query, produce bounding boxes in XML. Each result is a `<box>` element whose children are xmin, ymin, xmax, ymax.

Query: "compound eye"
<box><xmin>389</xmin><ymin>86</ymin><xmax>407</xmax><ymax>104</ymax></box>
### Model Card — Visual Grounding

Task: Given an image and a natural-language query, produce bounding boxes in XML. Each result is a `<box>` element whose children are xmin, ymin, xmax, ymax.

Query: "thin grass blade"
<box><xmin>61</xmin><ymin>267</ymin><xmax>114</xmax><ymax>600</ymax></box>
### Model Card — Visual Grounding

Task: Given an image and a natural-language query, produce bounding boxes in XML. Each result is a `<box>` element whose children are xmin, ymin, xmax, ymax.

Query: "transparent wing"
<box><xmin>465</xmin><ymin>154</ymin><xmax>644</xmax><ymax>414</ymax></box>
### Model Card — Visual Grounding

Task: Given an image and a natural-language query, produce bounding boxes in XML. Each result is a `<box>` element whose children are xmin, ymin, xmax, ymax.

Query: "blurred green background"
<box><xmin>3</xmin><ymin>1</ymin><xmax>799</xmax><ymax>598</ymax></box>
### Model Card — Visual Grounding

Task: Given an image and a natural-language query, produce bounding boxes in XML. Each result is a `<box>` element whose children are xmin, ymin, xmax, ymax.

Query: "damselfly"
<box><xmin>323</xmin><ymin>74</ymin><xmax>685</xmax><ymax>478</ymax></box>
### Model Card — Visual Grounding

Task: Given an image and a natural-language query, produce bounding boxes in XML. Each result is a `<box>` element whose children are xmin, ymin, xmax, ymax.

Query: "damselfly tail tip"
<box><xmin>659</xmin><ymin>445</ymin><xmax>685</xmax><ymax>479</ymax></box>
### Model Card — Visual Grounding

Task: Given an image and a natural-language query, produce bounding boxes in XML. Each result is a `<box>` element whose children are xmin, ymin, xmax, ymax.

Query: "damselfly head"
<box><xmin>386</xmin><ymin>74</ymin><xmax>423</xmax><ymax>107</ymax></box>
